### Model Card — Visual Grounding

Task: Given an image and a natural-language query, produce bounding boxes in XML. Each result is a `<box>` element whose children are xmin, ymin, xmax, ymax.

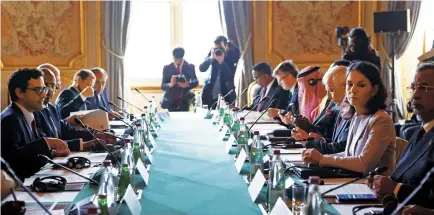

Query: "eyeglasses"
<box><xmin>253</xmin><ymin>74</ymin><xmax>264</xmax><ymax>81</ymax></box>
<box><xmin>27</xmin><ymin>87</ymin><xmax>48</xmax><ymax>95</ymax></box>
<box><xmin>45</xmin><ymin>84</ymin><xmax>58</xmax><ymax>91</ymax></box>
<box><xmin>407</xmin><ymin>84</ymin><xmax>434</xmax><ymax>93</ymax></box>
<box><xmin>277</xmin><ymin>74</ymin><xmax>290</xmax><ymax>83</ymax></box>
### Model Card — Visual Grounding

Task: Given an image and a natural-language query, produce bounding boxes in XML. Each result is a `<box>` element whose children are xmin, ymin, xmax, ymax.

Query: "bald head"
<box><xmin>90</xmin><ymin>67</ymin><xmax>107</xmax><ymax>95</ymax></box>
<box><xmin>37</xmin><ymin>63</ymin><xmax>61</xmax><ymax>88</ymax></box>
<box><xmin>323</xmin><ymin>66</ymin><xmax>347</xmax><ymax>104</ymax></box>
<box><xmin>39</xmin><ymin>68</ymin><xmax>57</xmax><ymax>105</ymax></box>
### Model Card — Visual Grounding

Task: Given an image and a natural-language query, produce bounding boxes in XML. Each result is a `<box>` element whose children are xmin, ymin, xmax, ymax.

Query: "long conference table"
<box><xmin>5</xmin><ymin>112</ymin><xmax>374</xmax><ymax>214</ymax></box>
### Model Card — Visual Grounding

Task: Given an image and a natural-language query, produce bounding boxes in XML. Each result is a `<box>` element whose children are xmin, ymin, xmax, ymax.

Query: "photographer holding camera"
<box><xmin>199</xmin><ymin>36</ymin><xmax>240</xmax><ymax>108</ymax></box>
<box><xmin>161</xmin><ymin>47</ymin><xmax>198</xmax><ymax>111</ymax></box>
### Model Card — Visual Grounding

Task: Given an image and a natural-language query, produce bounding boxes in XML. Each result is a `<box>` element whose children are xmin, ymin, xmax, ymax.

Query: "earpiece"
<box><xmin>67</xmin><ymin>156</ymin><xmax>91</xmax><ymax>169</ymax></box>
<box><xmin>31</xmin><ymin>176</ymin><xmax>66</xmax><ymax>192</ymax></box>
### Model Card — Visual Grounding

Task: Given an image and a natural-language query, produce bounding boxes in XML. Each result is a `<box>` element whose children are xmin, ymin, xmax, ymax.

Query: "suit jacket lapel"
<box><xmin>392</xmin><ymin>129</ymin><xmax>434</xmax><ymax>179</ymax></box>
<box><xmin>12</xmin><ymin>104</ymin><xmax>34</xmax><ymax>142</ymax></box>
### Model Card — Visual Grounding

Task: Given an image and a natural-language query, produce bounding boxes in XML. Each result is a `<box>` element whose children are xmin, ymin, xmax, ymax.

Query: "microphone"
<box><xmin>117</xmin><ymin>96</ymin><xmax>144</xmax><ymax>112</ymax></box>
<box><xmin>0</xmin><ymin>157</ymin><xmax>53</xmax><ymax>215</ymax></box>
<box><xmin>230</xmin><ymin>87</ymin><xmax>248</xmax><ymax>106</ymax></box>
<box><xmin>235</xmin><ymin>94</ymin><xmax>260</xmax><ymax>113</ymax></box>
<box><xmin>321</xmin><ymin>166</ymin><xmax>388</xmax><ymax>197</ymax></box>
<box><xmin>247</xmin><ymin>99</ymin><xmax>276</xmax><ymax>132</ymax></box>
<box><xmin>99</xmin><ymin>105</ymin><xmax>134</xmax><ymax>131</ymax></box>
<box><xmin>37</xmin><ymin>154</ymin><xmax>99</xmax><ymax>186</ymax></box>
<box><xmin>243</xmin><ymin>96</ymin><xmax>269</xmax><ymax>118</ymax></box>
<box><xmin>210</xmin><ymin>89</ymin><xmax>234</xmax><ymax>110</ymax></box>
<box><xmin>390</xmin><ymin>165</ymin><xmax>434</xmax><ymax>215</ymax></box>
<box><xmin>108</xmin><ymin>101</ymin><xmax>129</xmax><ymax>115</ymax></box>
<box><xmin>134</xmin><ymin>88</ymin><xmax>150</xmax><ymax>102</ymax></box>
<box><xmin>74</xmin><ymin>117</ymin><xmax>121</xmax><ymax>167</ymax></box>
<box><xmin>263</xmin><ymin>137</ymin><xmax>315</xmax><ymax>149</ymax></box>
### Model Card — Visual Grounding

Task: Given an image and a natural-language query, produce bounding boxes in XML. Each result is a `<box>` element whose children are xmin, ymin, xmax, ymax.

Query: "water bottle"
<box><xmin>230</xmin><ymin>109</ymin><xmax>240</xmax><ymax>133</ymax></box>
<box><xmin>118</xmin><ymin>142</ymin><xmax>133</xmax><ymax>199</ymax></box>
<box><xmin>236</xmin><ymin>117</ymin><xmax>249</xmax><ymax>156</ymax></box>
<box><xmin>96</xmin><ymin>160</ymin><xmax>116</xmax><ymax>215</ymax></box>
<box><xmin>223</xmin><ymin>102</ymin><xmax>232</xmax><ymax>127</ymax></box>
<box><xmin>151</xmin><ymin>96</ymin><xmax>160</xmax><ymax>129</ymax></box>
<box><xmin>132</xmin><ymin>125</ymin><xmax>142</xmax><ymax>166</ymax></box>
<box><xmin>268</xmin><ymin>150</ymin><xmax>286</xmax><ymax>210</ymax></box>
<box><xmin>195</xmin><ymin>92</ymin><xmax>202</xmax><ymax>113</ymax></box>
<box><xmin>304</xmin><ymin>176</ymin><xmax>324</xmax><ymax>215</ymax></box>
<box><xmin>250</xmin><ymin>131</ymin><xmax>264</xmax><ymax>180</ymax></box>
<box><xmin>213</xmin><ymin>94</ymin><xmax>223</xmax><ymax>124</ymax></box>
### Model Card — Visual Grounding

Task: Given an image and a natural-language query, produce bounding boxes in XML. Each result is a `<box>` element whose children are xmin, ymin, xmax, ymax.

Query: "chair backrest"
<box><xmin>395</xmin><ymin>137</ymin><xmax>409</xmax><ymax>164</ymax></box>
<box><xmin>247</xmin><ymin>81</ymin><xmax>260</xmax><ymax>105</ymax></box>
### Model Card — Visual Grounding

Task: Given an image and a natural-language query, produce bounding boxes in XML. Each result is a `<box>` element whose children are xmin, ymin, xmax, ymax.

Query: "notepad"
<box><xmin>319</xmin><ymin>183</ymin><xmax>375</xmax><ymax>197</ymax></box>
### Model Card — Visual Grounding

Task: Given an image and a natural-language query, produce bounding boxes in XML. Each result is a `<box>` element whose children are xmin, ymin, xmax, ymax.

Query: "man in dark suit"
<box><xmin>1</xmin><ymin>68</ymin><xmax>71</xmax><ymax>180</ymax></box>
<box><xmin>161</xmin><ymin>47</ymin><xmax>198</xmax><ymax>111</ymax></box>
<box><xmin>370</xmin><ymin>63</ymin><xmax>434</xmax><ymax>209</ymax></box>
<box><xmin>199</xmin><ymin>36</ymin><xmax>239</xmax><ymax>108</ymax></box>
<box><xmin>86</xmin><ymin>67</ymin><xmax>123</xmax><ymax>119</ymax></box>
<box><xmin>267</xmin><ymin>60</ymin><xmax>299</xmax><ymax>125</ymax></box>
<box><xmin>56</xmin><ymin>69</ymin><xmax>96</xmax><ymax>119</ymax></box>
<box><xmin>36</xmin><ymin>68</ymin><xmax>115</xmax><ymax>151</ymax></box>
<box><xmin>293</xmin><ymin>66</ymin><xmax>350</xmax><ymax>154</ymax></box>
<box><xmin>246</xmin><ymin>62</ymin><xmax>289</xmax><ymax>112</ymax></box>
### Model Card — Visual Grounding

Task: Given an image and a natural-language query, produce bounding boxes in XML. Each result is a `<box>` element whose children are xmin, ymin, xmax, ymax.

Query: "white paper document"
<box><xmin>280</xmin><ymin>154</ymin><xmax>302</xmax><ymax>162</ymax></box>
<box><xmin>70</xmin><ymin>109</ymin><xmax>109</xmax><ymax>130</ymax></box>
<box><xmin>319</xmin><ymin>183</ymin><xmax>375</xmax><ymax>197</ymax></box>
<box><xmin>4</xmin><ymin>191</ymin><xmax>79</xmax><ymax>203</ymax></box>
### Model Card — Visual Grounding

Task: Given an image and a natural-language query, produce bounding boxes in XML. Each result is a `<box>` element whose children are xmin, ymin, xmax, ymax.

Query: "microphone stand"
<box><xmin>109</xmin><ymin>101</ymin><xmax>130</xmax><ymax>115</ymax></box>
<box><xmin>247</xmin><ymin>98</ymin><xmax>277</xmax><ymax>132</ymax></box>
<box><xmin>0</xmin><ymin>158</ymin><xmax>52</xmax><ymax>215</ymax></box>
<box><xmin>74</xmin><ymin>118</ymin><xmax>121</xmax><ymax>167</ymax></box>
<box><xmin>243</xmin><ymin>96</ymin><xmax>269</xmax><ymax>118</ymax></box>
<box><xmin>117</xmin><ymin>96</ymin><xmax>144</xmax><ymax>112</ymax></box>
<box><xmin>390</xmin><ymin>165</ymin><xmax>434</xmax><ymax>215</ymax></box>
<box><xmin>230</xmin><ymin>87</ymin><xmax>248</xmax><ymax>106</ymax></box>
<box><xmin>100</xmin><ymin>106</ymin><xmax>134</xmax><ymax>131</ymax></box>
<box><xmin>37</xmin><ymin>155</ymin><xmax>99</xmax><ymax>185</ymax></box>
<box><xmin>134</xmin><ymin>88</ymin><xmax>150</xmax><ymax>102</ymax></box>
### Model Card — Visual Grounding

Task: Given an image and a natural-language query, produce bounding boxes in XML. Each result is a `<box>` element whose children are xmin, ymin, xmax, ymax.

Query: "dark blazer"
<box><xmin>35</xmin><ymin>103</ymin><xmax>94</xmax><ymax>152</ymax></box>
<box><xmin>342</xmin><ymin>51</ymin><xmax>381</xmax><ymax>71</ymax></box>
<box><xmin>284</xmin><ymin>84</ymin><xmax>299</xmax><ymax>115</ymax></box>
<box><xmin>390</xmin><ymin>127</ymin><xmax>434</xmax><ymax>209</ymax></box>
<box><xmin>160</xmin><ymin>61</ymin><xmax>198</xmax><ymax>111</ymax></box>
<box><xmin>86</xmin><ymin>88</ymin><xmax>112</xmax><ymax>112</ymax></box>
<box><xmin>306</xmin><ymin>115</ymin><xmax>351</xmax><ymax>155</ymax></box>
<box><xmin>249</xmin><ymin>79</ymin><xmax>289</xmax><ymax>112</ymax></box>
<box><xmin>1</xmin><ymin>103</ymin><xmax>52</xmax><ymax>180</ymax></box>
<box><xmin>199</xmin><ymin>56</ymin><xmax>236</xmax><ymax>108</ymax></box>
<box><xmin>56</xmin><ymin>86</ymin><xmax>88</xmax><ymax>119</ymax></box>
<box><xmin>306</xmin><ymin>101</ymin><xmax>340</xmax><ymax>141</ymax></box>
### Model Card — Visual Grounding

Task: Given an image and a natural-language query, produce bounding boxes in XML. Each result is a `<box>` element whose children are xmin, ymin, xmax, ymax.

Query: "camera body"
<box><xmin>214</xmin><ymin>48</ymin><xmax>224</xmax><ymax>57</ymax></box>
<box><xmin>176</xmin><ymin>74</ymin><xmax>186</xmax><ymax>83</ymax></box>
<box><xmin>335</xmin><ymin>26</ymin><xmax>350</xmax><ymax>47</ymax></box>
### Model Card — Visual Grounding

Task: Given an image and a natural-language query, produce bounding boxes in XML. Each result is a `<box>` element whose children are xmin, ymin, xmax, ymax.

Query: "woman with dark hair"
<box><xmin>302</xmin><ymin>61</ymin><xmax>396</xmax><ymax>176</ymax></box>
<box><xmin>342</xmin><ymin>27</ymin><xmax>381</xmax><ymax>70</ymax></box>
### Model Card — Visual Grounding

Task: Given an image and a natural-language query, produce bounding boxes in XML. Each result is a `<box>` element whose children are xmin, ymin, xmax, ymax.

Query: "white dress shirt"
<box><xmin>14</xmin><ymin>102</ymin><xmax>34</xmax><ymax>127</ymax></box>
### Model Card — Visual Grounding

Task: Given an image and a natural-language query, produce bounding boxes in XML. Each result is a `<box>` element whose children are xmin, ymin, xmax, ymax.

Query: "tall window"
<box><xmin>125</xmin><ymin>0</ymin><xmax>223</xmax><ymax>86</ymax></box>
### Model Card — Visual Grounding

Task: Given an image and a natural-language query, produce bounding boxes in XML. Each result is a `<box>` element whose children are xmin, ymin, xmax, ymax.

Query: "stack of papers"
<box><xmin>319</xmin><ymin>183</ymin><xmax>375</xmax><ymax>197</ymax></box>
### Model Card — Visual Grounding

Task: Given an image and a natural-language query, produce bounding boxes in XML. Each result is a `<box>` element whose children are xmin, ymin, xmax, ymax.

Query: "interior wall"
<box><xmin>1</xmin><ymin>1</ymin><xmax>103</xmax><ymax>110</ymax></box>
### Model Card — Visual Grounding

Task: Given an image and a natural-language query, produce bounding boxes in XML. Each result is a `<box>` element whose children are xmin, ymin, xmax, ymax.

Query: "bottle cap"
<box><xmin>240</xmin><ymin>117</ymin><xmax>245</xmax><ymax>120</ymax></box>
<box><xmin>226</xmin><ymin>102</ymin><xmax>229</xmax><ymax>105</ymax></box>
<box><xmin>87</xmin><ymin>206</ymin><xmax>98</xmax><ymax>214</ymax></box>
<box><xmin>254</xmin><ymin>131</ymin><xmax>260</xmax><ymax>135</ymax></box>
<box><xmin>274</xmin><ymin>150</ymin><xmax>281</xmax><ymax>155</ymax></box>
<box><xmin>144</xmin><ymin>106</ymin><xmax>148</xmax><ymax>109</ymax></box>
<box><xmin>103</xmin><ymin>160</ymin><xmax>111</xmax><ymax>167</ymax></box>
<box><xmin>308</xmin><ymin>176</ymin><xmax>321</xmax><ymax>185</ymax></box>
<box><xmin>124</xmin><ymin>138</ymin><xmax>131</xmax><ymax>143</ymax></box>
<box><xmin>135</xmin><ymin>122</ymin><xmax>141</xmax><ymax>127</ymax></box>
<box><xmin>141</xmin><ymin>113</ymin><xmax>146</xmax><ymax>117</ymax></box>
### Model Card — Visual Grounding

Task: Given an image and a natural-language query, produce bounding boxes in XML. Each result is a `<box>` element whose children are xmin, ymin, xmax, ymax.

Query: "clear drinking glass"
<box><xmin>292</xmin><ymin>184</ymin><xmax>307</xmax><ymax>215</ymax></box>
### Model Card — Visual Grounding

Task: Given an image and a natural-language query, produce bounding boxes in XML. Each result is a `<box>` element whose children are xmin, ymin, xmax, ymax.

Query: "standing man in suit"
<box><xmin>161</xmin><ymin>47</ymin><xmax>198</xmax><ymax>111</ymax></box>
<box><xmin>199</xmin><ymin>36</ymin><xmax>239</xmax><ymax>108</ymax></box>
<box><xmin>268</xmin><ymin>60</ymin><xmax>299</xmax><ymax>126</ymax></box>
<box><xmin>247</xmin><ymin>62</ymin><xmax>289</xmax><ymax>112</ymax></box>
<box><xmin>56</xmin><ymin>69</ymin><xmax>95</xmax><ymax>119</ymax></box>
<box><xmin>370</xmin><ymin>63</ymin><xmax>434</xmax><ymax>209</ymax></box>
<box><xmin>86</xmin><ymin>67</ymin><xmax>123</xmax><ymax>118</ymax></box>
<box><xmin>1</xmin><ymin>68</ymin><xmax>70</xmax><ymax>180</ymax></box>
<box><xmin>36</xmin><ymin>68</ymin><xmax>115</xmax><ymax>151</ymax></box>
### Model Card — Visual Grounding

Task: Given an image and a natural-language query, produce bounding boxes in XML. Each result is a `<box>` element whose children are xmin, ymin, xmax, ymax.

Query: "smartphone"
<box><xmin>336</xmin><ymin>194</ymin><xmax>377</xmax><ymax>202</ymax></box>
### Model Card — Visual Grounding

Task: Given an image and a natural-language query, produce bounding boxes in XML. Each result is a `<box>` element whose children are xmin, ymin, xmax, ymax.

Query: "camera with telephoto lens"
<box><xmin>176</xmin><ymin>74</ymin><xmax>186</xmax><ymax>83</ymax></box>
<box><xmin>214</xmin><ymin>48</ymin><xmax>224</xmax><ymax>57</ymax></box>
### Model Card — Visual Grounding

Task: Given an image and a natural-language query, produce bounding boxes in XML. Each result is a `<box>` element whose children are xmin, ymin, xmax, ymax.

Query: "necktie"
<box><xmin>256</xmin><ymin>88</ymin><xmax>266</xmax><ymax>111</ymax></box>
<box><xmin>31</xmin><ymin>119</ymin><xmax>39</xmax><ymax>139</ymax></box>
<box><xmin>176</xmin><ymin>65</ymin><xmax>181</xmax><ymax>74</ymax></box>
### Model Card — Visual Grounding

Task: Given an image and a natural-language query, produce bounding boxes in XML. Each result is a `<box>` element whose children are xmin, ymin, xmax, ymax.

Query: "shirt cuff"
<box><xmin>80</xmin><ymin>94</ymin><xmax>86</xmax><ymax>101</ymax></box>
<box><xmin>79</xmin><ymin>138</ymin><xmax>83</xmax><ymax>151</ymax></box>
<box><xmin>393</xmin><ymin>183</ymin><xmax>402</xmax><ymax>196</ymax></box>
